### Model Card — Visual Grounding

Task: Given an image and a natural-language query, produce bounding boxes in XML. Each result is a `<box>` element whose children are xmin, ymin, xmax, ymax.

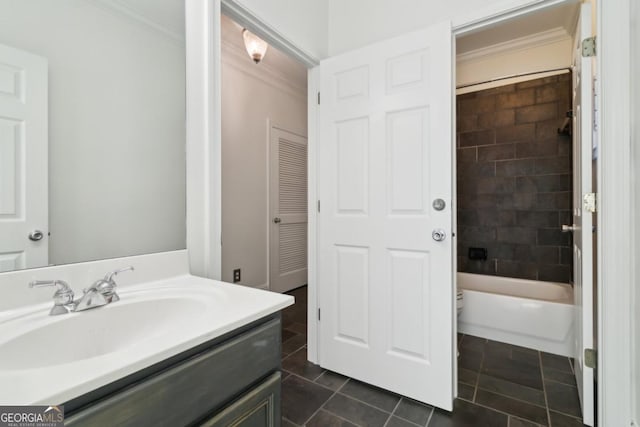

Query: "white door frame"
<box><xmin>185</xmin><ymin>2</ymin><xmax>636</xmax><ymax>424</ymax></box>
<box><xmin>185</xmin><ymin>0</ymin><xmax>222</xmax><ymax>280</ymax></box>
<box><xmin>185</xmin><ymin>0</ymin><xmax>322</xmax><ymax>358</ymax></box>
<box><xmin>451</xmin><ymin>1</ymin><xmax>635</xmax><ymax>425</ymax></box>
<box><xmin>596</xmin><ymin>0</ymin><xmax>634</xmax><ymax>426</ymax></box>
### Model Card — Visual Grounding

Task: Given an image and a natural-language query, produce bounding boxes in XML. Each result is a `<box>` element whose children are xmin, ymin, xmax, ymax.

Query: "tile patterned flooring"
<box><xmin>281</xmin><ymin>286</ymin><xmax>585</xmax><ymax>427</ymax></box>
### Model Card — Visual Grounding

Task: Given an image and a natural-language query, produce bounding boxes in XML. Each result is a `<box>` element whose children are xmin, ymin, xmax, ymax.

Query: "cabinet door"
<box><xmin>65</xmin><ymin>319</ymin><xmax>281</xmax><ymax>427</ymax></box>
<box><xmin>200</xmin><ymin>372</ymin><xmax>280</xmax><ymax>427</ymax></box>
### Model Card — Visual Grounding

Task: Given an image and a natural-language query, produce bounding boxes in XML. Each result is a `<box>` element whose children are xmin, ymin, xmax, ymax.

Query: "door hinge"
<box><xmin>584</xmin><ymin>348</ymin><xmax>597</xmax><ymax>369</ymax></box>
<box><xmin>317</xmin><ymin>200</ymin><xmax>321</xmax><ymax>213</ymax></box>
<box><xmin>317</xmin><ymin>308</ymin><xmax>321</xmax><ymax>321</ymax></box>
<box><xmin>583</xmin><ymin>192</ymin><xmax>597</xmax><ymax>213</ymax></box>
<box><xmin>582</xmin><ymin>36</ymin><xmax>596</xmax><ymax>57</ymax></box>
<box><xmin>317</xmin><ymin>92</ymin><xmax>320</xmax><ymax>105</ymax></box>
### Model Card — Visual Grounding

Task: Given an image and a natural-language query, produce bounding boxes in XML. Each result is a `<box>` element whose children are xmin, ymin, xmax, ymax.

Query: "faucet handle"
<box><xmin>104</xmin><ymin>266</ymin><xmax>134</xmax><ymax>282</ymax></box>
<box><xmin>29</xmin><ymin>279</ymin><xmax>72</xmax><ymax>294</ymax></box>
<box><xmin>29</xmin><ymin>280</ymin><xmax>74</xmax><ymax>315</ymax></box>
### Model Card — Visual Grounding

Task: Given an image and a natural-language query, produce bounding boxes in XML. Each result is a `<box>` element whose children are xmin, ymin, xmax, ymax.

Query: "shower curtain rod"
<box><xmin>456</xmin><ymin>67</ymin><xmax>572</xmax><ymax>90</ymax></box>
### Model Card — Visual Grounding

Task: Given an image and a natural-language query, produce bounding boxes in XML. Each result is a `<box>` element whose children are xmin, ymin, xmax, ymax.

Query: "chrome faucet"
<box><xmin>83</xmin><ymin>266</ymin><xmax>134</xmax><ymax>305</ymax></box>
<box><xmin>74</xmin><ymin>286</ymin><xmax>108</xmax><ymax>312</ymax></box>
<box><xmin>29</xmin><ymin>266</ymin><xmax>134</xmax><ymax>315</ymax></box>
<box><xmin>29</xmin><ymin>280</ymin><xmax>76</xmax><ymax>315</ymax></box>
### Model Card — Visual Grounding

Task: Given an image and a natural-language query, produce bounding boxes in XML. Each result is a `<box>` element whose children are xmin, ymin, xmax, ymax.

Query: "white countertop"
<box><xmin>0</xmin><ymin>274</ymin><xmax>293</xmax><ymax>405</ymax></box>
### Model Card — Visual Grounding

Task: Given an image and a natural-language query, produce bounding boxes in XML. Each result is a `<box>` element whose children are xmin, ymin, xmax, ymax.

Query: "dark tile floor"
<box><xmin>281</xmin><ymin>286</ymin><xmax>585</xmax><ymax>427</ymax></box>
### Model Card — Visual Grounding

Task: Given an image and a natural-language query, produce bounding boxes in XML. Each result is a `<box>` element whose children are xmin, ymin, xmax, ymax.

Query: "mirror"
<box><xmin>0</xmin><ymin>0</ymin><xmax>186</xmax><ymax>273</ymax></box>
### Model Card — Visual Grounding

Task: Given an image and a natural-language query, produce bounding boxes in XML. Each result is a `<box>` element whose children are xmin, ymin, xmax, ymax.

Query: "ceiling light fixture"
<box><xmin>242</xmin><ymin>28</ymin><xmax>268</xmax><ymax>64</ymax></box>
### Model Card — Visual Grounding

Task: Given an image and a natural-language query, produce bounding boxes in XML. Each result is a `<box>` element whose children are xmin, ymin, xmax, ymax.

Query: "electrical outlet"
<box><xmin>233</xmin><ymin>269</ymin><xmax>241</xmax><ymax>283</ymax></box>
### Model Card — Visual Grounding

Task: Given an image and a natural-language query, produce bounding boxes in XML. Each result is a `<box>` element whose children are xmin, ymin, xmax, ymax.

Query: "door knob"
<box><xmin>432</xmin><ymin>198</ymin><xmax>446</xmax><ymax>211</ymax></box>
<box><xmin>562</xmin><ymin>224</ymin><xmax>579</xmax><ymax>233</ymax></box>
<box><xmin>432</xmin><ymin>229</ymin><xmax>446</xmax><ymax>242</ymax></box>
<box><xmin>28</xmin><ymin>230</ymin><xmax>44</xmax><ymax>241</ymax></box>
<box><xmin>273</xmin><ymin>217</ymin><xmax>281</xmax><ymax>224</ymax></box>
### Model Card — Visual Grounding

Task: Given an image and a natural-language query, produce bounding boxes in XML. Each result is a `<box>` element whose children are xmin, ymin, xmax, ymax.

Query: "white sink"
<box><xmin>0</xmin><ymin>275</ymin><xmax>293</xmax><ymax>405</ymax></box>
<box><xmin>0</xmin><ymin>294</ymin><xmax>208</xmax><ymax>369</ymax></box>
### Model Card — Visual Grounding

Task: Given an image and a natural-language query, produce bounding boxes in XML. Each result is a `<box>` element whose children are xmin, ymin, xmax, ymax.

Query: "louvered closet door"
<box><xmin>269</xmin><ymin>127</ymin><xmax>308</xmax><ymax>293</ymax></box>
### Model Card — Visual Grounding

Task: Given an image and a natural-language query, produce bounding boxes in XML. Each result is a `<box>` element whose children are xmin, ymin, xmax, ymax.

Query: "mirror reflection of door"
<box><xmin>269</xmin><ymin>126</ymin><xmax>308</xmax><ymax>293</ymax></box>
<box><xmin>0</xmin><ymin>43</ymin><xmax>48</xmax><ymax>272</ymax></box>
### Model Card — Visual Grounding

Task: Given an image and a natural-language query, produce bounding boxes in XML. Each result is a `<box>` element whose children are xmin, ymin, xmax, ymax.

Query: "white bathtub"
<box><xmin>457</xmin><ymin>272</ymin><xmax>575</xmax><ymax>357</ymax></box>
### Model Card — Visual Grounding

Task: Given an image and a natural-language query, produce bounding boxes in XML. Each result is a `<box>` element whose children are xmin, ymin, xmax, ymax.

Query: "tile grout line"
<box><xmin>474</xmin><ymin>384</ymin><xmax>550</xmax><ymax>410</ymax></box>
<box><xmin>392</xmin><ymin>401</ymin><xmax>434</xmax><ymax>427</ymax></box>
<box><xmin>568</xmin><ymin>356</ymin><xmax>575</xmax><ymax>374</ymax></box>
<box><xmin>471</xmin><ymin>339</ymin><xmax>486</xmax><ymax>403</ymax></box>
<box><xmin>424</xmin><ymin>407</ymin><xmax>434</xmax><ymax>427</ymax></box>
<box><xmin>548</xmin><ymin>409</ymin><xmax>584</xmax><ymax>422</ymax></box>
<box><xmin>283</xmin><ymin>371</ymin><xmax>340</xmax><ymax>394</ymax></box>
<box><xmin>539</xmin><ymin>351</ymin><xmax>552</xmax><ymax>427</ymax></box>
<box><xmin>302</xmin><ymin>377</ymin><xmax>350</xmax><ymax>425</ymax></box>
<box><xmin>382</xmin><ymin>398</ymin><xmax>404</xmax><ymax>427</ymax></box>
<box><xmin>543</xmin><ymin>377</ymin><xmax>578</xmax><ymax>388</ymax></box>
<box><xmin>458</xmin><ymin>398</ymin><xmax>547</xmax><ymax>425</ymax></box>
<box><xmin>319</xmin><ymin>386</ymin><xmax>434</xmax><ymax>427</ymax></box>
<box><xmin>313</xmin><ymin>370</ymin><xmax>330</xmax><ymax>384</ymax></box>
<box><xmin>311</xmin><ymin>369</ymin><xmax>327</xmax><ymax>382</ymax></box>
<box><xmin>281</xmin><ymin>342</ymin><xmax>307</xmax><ymax>358</ymax></box>
<box><xmin>332</xmin><ymin>390</ymin><xmax>400</xmax><ymax>416</ymax></box>
<box><xmin>281</xmin><ymin>343</ymin><xmax>304</xmax><ymax>362</ymax></box>
<box><xmin>282</xmin><ymin>416</ymin><xmax>297</xmax><ymax>426</ymax></box>
<box><xmin>320</xmin><ymin>408</ymin><xmax>363</xmax><ymax>426</ymax></box>
<box><xmin>509</xmin><ymin>415</ymin><xmax>546</xmax><ymax>427</ymax></box>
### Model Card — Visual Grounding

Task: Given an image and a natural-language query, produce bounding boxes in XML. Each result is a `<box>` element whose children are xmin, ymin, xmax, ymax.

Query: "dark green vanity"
<box><xmin>64</xmin><ymin>314</ymin><xmax>283</xmax><ymax>427</ymax></box>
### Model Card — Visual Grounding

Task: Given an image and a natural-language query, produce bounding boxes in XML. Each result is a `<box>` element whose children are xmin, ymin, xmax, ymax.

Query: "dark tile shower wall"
<box><xmin>456</xmin><ymin>74</ymin><xmax>573</xmax><ymax>283</ymax></box>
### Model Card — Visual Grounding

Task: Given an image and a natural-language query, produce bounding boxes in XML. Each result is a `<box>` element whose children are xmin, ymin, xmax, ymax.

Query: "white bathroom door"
<box><xmin>317</xmin><ymin>21</ymin><xmax>454</xmax><ymax>410</ymax></box>
<box><xmin>0</xmin><ymin>44</ymin><xmax>48</xmax><ymax>272</ymax></box>
<box><xmin>570</xmin><ymin>4</ymin><xmax>595</xmax><ymax>426</ymax></box>
<box><xmin>269</xmin><ymin>126</ymin><xmax>308</xmax><ymax>293</ymax></box>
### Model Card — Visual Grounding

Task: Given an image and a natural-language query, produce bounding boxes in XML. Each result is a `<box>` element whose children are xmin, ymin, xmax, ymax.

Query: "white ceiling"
<box><xmin>457</xmin><ymin>1</ymin><xmax>580</xmax><ymax>54</ymax></box>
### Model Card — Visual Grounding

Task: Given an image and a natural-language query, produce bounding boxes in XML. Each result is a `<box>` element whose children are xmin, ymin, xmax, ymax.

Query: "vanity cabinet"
<box><xmin>200</xmin><ymin>372</ymin><xmax>280</xmax><ymax>427</ymax></box>
<box><xmin>65</xmin><ymin>315</ymin><xmax>282</xmax><ymax>427</ymax></box>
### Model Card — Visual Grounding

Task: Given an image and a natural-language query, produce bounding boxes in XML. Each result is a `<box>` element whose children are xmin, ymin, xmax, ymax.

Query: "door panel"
<box><xmin>269</xmin><ymin>127</ymin><xmax>308</xmax><ymax>293</ymax></box>
<box><xmin>318</xmin><ymin>22</ymin><xmax>454</xmax><ymax>410</ymax></box>
<box><xmin>0</xmin><ymin>44</ymin><xmax>47</xmax><ymax>272</ymax></box>
<box><xmin>571</xmin><ymin>4</ymin><xmax>595</xmax><ymax>426</ymax></box>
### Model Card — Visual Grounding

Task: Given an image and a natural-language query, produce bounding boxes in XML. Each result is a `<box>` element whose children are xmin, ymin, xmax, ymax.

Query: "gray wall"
<box><xmin>456</xmin><ymin>74</ymin><xmax>572</xmax><ymax>283</ymax></box>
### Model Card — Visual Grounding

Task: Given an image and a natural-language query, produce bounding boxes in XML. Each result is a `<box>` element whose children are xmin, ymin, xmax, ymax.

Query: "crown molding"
<box><xmin>85</xmin><ymin>0</ymin><xmax>184</xmax><ymax>44</ymax></box>
<box><xmin>457</xmin><ymin>27</ymin><xmax>570</xmax><ymax>63</ymax></box>
<box><xmin>221</xmin><ymin>39</ymin><xmax>307</xmax><ymax>101</ymax></box>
